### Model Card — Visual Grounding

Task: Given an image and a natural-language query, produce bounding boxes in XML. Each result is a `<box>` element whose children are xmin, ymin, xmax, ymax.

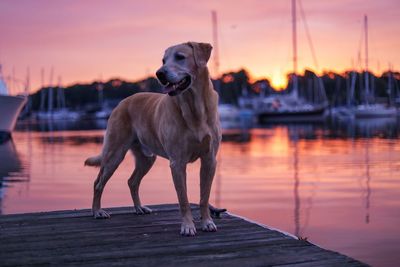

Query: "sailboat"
<box><xmin>388</xmin><ymin>66</ymin><xmax>400</xmax><ymax>108</ymax></box>
<box><xmin>35</xmin><ymin>73</ymin><xmax>82</xmax><ymax>120</ymax></box>
<box><xmin>352</xmin><ymin>16</ymin><xmax>397</xmax><ymax>118</ymax></box>
<box><xmin>211</xmin><ymin>10</ymin><xmax>255</xmax><ymax>129</ymax></box>
<box><xmin>0</xmin><ymin>65</ymin><xmax>27</xmax><ymax>139</ymax></box>
<box><xmin>256</xmin><ymin>0</ymin><xmax>328</xmax><ymax>122</ymax></box>
<box><xmin>94</xmin><ymin>80</ymin><xmax>114</xmax><ymax>119</ymax></box>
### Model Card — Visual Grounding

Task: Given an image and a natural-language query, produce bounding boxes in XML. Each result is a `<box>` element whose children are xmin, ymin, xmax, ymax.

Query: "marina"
<box><xmin>1</xmin><ymin>1</ymin><xmax>400</xmax><ymax>266</ymax></box>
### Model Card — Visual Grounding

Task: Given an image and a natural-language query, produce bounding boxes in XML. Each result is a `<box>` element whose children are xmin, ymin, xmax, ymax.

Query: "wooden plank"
<box><xmin>0</xmin><ymin>204</ymin><xmax>369</xmax><ymax>267</ymax></box>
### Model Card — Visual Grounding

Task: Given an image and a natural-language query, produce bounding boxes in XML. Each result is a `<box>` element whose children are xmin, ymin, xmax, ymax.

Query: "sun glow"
<box><xmin>270</xmin><ymin>70</ymin><xmax>288</xmax><ymax>91</ymax></box>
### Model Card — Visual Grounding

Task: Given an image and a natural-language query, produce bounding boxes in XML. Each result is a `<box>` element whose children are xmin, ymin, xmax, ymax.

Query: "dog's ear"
<box><xmin>188</xmin><ymin>42</ymin><xmax>213</xmax><ymax>67</ymax></box>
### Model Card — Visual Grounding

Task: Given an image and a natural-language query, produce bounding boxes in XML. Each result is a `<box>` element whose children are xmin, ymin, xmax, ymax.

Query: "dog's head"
<box><xmin>156</xmin><ymin>42</ymin><xmax>212</xmax><ymax>96</ymax></box>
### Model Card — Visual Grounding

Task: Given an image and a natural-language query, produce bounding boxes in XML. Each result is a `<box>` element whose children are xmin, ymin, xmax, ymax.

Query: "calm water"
<box><xmin>2</xmin><ymin>118</ymin><xmax>400</xmax><ymax>266</ymax></box>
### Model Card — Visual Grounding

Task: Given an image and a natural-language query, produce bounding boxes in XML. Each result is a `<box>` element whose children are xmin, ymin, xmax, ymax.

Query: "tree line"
<box><xmin>28</xmin><ymin>69</ymin><xmax>400</xmax><ymax>112</ymax></box>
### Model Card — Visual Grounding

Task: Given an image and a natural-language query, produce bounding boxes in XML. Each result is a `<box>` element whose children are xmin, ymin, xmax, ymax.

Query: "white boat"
<box><xmin>353</xmin><ymin>16</ymin><xmax>397</xmax><ymax>118</ymax></box>
<box><xmin>0</xmin><ymin>65</ymin><xmax>27</xmax><ymax>135</ymax></box>
<box><xmin>331</xmin><ymin>16</ymin><xmax>398</xmax><ymax>119</ymax></box>
<box><xmin>93</xmin><ymin>81</ymin><xmax>112</xmax><ymax>119</ymax></box>
<box><xmin>353</xmin><ymin>104</ymin><xmax>397</xmax><ymax>118</ymax></box>
<box><xmin>218</xmin><ymin>104</ymin><xmax>254</xmax><ymax>129</ymax></box>
<box><xmin>331</xmin><ymin>97</ymin><xmax>397</xmax><ymax>120</ymax></box>
<box><xmin>94</xmin><ymin>108</ymin><xmax>113</xmax><ymax>119</ymax></box>
<box><xmin>35</xmin><ymin>109</ymin><xmax>82</xmax><ymax>120</ymax></box>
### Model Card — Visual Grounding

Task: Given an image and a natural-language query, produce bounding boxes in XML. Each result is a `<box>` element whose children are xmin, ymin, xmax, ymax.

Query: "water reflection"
<box><xmin>365</xmin><ymin>140</ymin><xmax>371</xmax><ymax>224</ymax></box>
<box><xmin>16</xmin><ymin>116</ymin><xmax>400</xmax><ymax>140</ymax></box>
<box><xmin>2</xmin><ymin>118</ymin><xmax>400</xmax><ymax>266</ymax></box>
<box><xmin>290</xmin><ymin>126</ymin><xmax>319</xmax><ymax>238</ymax></box>
<box><xmin>289</xmin><ymin>124</ymin><xmax>375</xmax><ymax>238</ymax></box>
<box><xmin>0</xmin><ymin>139</ymin><xmax>29</xmax><ymax>214</ymax></box>
<box><xmin>293</xmin><ymin>136</ymin><xmax>301</xmax><ymax>237</ymax></box>
<box><xmin>15</xmin><ymin>118</ymin><xmax>108</xmax><ymax>132</ymax></box>
<box><xmin>329</xmin><ymin>117</ymin><xmax>400</xmax><ymax>139</ymax></box>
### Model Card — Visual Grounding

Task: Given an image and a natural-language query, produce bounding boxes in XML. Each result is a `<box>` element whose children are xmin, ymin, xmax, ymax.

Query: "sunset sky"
<box><xmin>1</xmin><ymin>0</ymin><xmax>399</xmax><ymax>92</ymax></box>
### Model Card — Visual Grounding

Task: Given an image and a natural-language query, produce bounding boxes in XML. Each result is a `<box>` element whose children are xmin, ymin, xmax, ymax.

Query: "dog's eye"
<box><xmin>175</xmin><ymin>54</ymin><xmax>185</xmax><ymax>61</ymax></box>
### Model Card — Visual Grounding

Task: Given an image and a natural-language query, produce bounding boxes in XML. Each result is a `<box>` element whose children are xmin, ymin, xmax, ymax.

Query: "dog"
<box><xmin>85</xmin><ymin>42</ymin><xmax>221</xmax><ymax>236</ymax></box>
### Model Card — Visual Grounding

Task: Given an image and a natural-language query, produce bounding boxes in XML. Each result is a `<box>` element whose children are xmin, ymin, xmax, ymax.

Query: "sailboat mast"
<box><xmin>40</xmin><ymin>68</ymin><xmax>45</xmax><ymax>111</ymax></box>
<box><xmin>48</xmin><ymin>67</ymin><xmax>54</xmax><ymax>113</ymax></box>
<box><xmin>388</xmin><ymin>63</ymin><xmax>393</xmax><ymax>105</ymax></box>
<box><xmin>24</xmin><ymin>67</ymin><xmax>31</xmax><ymax>114</ymax></box>
<box><xmin>292</xmin><ymin>0</ymin><xmax>298</xmax><ymax>98</ymax></box>
<box><xmin>364</xmin><ymin>15</ymin><xmax>369</xmax><ymax>105</ymax></box>
<box><xmin>211</xmin><ymin>10</ymin><xmax>220</xmax><ymax>78</ymax></box>
<box><xmin>25</xmin><ymin>67</ymin><xmax>30</xmax><ymax>96</ymax></box>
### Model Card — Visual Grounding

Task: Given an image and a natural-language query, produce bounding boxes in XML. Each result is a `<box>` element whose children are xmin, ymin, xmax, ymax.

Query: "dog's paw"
<box><xmin>134</xmin><ymin>205</ymin><xmax>152</xmax><ymax>215</ymax></box>
<box><xmin>93</xmin><ymin>209</ymin><xmax>110</xmax><ymax>219</ymax></box>
<box><xmin>201</xmin><ymin>218</ymin><xmax>217</xmax><ymax>232</ymax></box>
<box><xmin>180</xmin><ymin>221</ymin><xmax>197</xmax><ymax>236</ymax></box>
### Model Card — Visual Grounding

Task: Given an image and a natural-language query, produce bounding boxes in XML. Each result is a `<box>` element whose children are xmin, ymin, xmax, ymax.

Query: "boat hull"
<box><xmin>35</xmin><ymin>109</ymin><xmax>82</xmax><ymax>121</ymax></box>
<box><xmin>218</xmin><ymin>104</ymin><xmax>255</xmax><ymax>129</ymax></box>
<box><xmin>258</xmin><ymin>106</ymin><xmax>327</xmax><ymax>123</ymax></box>
<box><xmin>354</xmin><ymin>105</ymin><xmax>397</xmax><ymax>118</ymax></box>
<box><xmin>0</xmin><ymin>95</ymin><xmax>27</xmax><ymax>133</ymax></box>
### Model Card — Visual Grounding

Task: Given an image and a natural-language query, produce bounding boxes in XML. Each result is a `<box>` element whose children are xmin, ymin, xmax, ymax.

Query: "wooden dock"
<box><xmin>0</xmin><ymin>204</ymin><xmax>367</xmax><ymax>267</ymax></box>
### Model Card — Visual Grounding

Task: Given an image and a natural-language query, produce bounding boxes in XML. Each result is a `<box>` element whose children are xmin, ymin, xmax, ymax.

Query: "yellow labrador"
<box><xmin>85</xmin><ymin>42</ymin><xmax>221</xmax><ymax>236</ymax></box>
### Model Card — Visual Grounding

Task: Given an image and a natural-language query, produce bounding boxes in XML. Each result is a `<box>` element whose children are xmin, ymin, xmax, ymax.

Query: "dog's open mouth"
<box><xmin>163</xmin><ymin>76</ymin><xmax>191</xmax><ymax>96</ymax></box>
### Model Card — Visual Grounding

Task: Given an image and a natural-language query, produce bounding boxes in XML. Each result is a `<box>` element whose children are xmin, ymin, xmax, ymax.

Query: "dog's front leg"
<box><xmin>170</xmin><ymin>161</ymin><xmax>196</xmax><ymax>236</ymax></box>
<box><xmin>200</xmin><ymin>155</ymin><xmax>217</xmax><ymax>232</ymax></box>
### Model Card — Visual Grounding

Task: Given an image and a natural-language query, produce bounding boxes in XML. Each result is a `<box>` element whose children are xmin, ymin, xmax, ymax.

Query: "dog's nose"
<box><xmin>156</xmin><ymin>69</ymin><xmax>167</xmax><ymax>84</ymax></box>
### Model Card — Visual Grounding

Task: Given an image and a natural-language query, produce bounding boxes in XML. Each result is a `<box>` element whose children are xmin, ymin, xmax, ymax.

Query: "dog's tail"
<box><xmin>85</xmin><ymin>129</ymin><xmax>108</xmax><ymax>167</ymax></box>
<box><xmin>84</xmin><ymin>154</ymin><xmax>102</xmax><ymax>167</ymax></box>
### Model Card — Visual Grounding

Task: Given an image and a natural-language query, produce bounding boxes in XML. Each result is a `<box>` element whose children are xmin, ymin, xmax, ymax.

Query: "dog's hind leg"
<box><xmin>128</xmin><ymin>144</ymin><xmax>156</xmax><ymax>215</ymax></box>
<box><xmin>92</xmin><ymin>148</ymin><xmax>127</xmax><ymax>218</ymax></box>
<box><xmin>92</xmin><ymin>167</ymin><xmax>110</xmax><ymax>218</ymax></box>
<box><xmin>92</xmin><ymin>123</ymin><xmax>131</xmax><ymax>219</ymax></box>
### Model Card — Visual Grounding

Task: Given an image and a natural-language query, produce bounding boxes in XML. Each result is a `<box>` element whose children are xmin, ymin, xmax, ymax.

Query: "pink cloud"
<box><xmin>0</xmin><ymin>0</ymin><xmax>399</xmax><ymax>91</ymax></box>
